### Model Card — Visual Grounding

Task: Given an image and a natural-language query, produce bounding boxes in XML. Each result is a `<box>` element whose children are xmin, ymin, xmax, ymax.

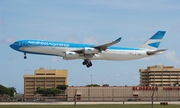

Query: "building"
<box><xmin>66</xmin><ymin>65</ymin><xmax>180</xmax><ymax>102</ymax></box>
<box><xmin>67</xmin><ymin>86</ymin><xmax>180</xmax><ymax>101</ymax></box>
<box><xmin>139</xmin><ymin>65</ymin><xmax>180</xmax><ymax>86</ymax></box>
<box><xmin>22</xmin><ymin>65</ymin><xmax>180</xmax><ymax>101</ymax></box>
<box><xmin>24</xmin><ymin>68</ymin><xmax>68</xmax><ymax>98</ymax></box>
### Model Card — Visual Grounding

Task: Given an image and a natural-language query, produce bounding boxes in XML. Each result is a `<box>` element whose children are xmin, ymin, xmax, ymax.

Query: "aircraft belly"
<box><xmin>102</xmin><ymin>52</ymin><xmax>132</xmax><ymax>61</ymax></box>
<box><xmin>97</xmin><ymin>50</ymin><xmax>147</xmax><ymax>61</ymax></box>
<box><xmin>19</xmin><ymin>46</ymin><xmax>148</xmax><ymax>61</ymax></box>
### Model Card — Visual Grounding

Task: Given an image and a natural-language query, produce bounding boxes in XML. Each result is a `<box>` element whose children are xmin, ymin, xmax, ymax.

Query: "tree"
<box><xmin>56</xmin><ymin>85</ymin><xmax>68</xmax><ymax>91</ymax></box>
<box><xmin>86</xmin><ymin>84</ymin><xmax>100</xmax><ymax>87</ymax></box>
<box><xmin>173</xmin><ymin>82</ymin><xmax>180</xmax><ymax>86</ymax></box>
<box><xmin>102</xmin><ymin>84</ymin><xmax>109</xmax><ymax>87</ymax></box>
<box><xmin>0</xmin><ymin>85</ymin><xmax>16</xmax><ymax>97</ymax></box>
<box><xmin>56</xmin><ymin>85</ymin><xmax>68</xmax><ymax>94</ymax></box>
<box><xmin>35</xmin><ymin>87</ymin><xmax>62</xmax><ymax>96</ymax></box>
<box><xmin>7</xmin><ymin>87</ymin><xmax>16</xmax><ymax>97</ymax></box>
<box><xmin>0</xmin><ymin>85</ymin><xmax>8</xmax><ymax>95</ymax></box>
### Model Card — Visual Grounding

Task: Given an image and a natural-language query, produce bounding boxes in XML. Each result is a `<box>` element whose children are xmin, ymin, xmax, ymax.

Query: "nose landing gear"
<box><xmin>24</xmin><ymin>53</ymin><xmax>27</xmax><ymax>59</ymax></box>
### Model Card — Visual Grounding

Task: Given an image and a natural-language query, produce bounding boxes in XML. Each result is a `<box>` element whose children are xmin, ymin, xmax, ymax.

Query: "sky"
<box><xmin>0</xmin><ymin>0</ymin><xmax>180</xmax><ymax>93</ymax></box>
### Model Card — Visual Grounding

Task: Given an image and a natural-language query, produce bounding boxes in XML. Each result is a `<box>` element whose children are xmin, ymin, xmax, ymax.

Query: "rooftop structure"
<box><xmin>139</xmin><ymin>65</ymin><xmax>180</xmax><ymax>86</ymax></box>
<box><xmin>24</xmin><ymin>68</ymin><xmax>68</xmax><ymax>97</ymax></box>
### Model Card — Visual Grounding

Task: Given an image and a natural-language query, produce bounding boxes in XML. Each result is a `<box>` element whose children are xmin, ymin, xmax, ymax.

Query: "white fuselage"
<box><xmin>19</xmin><ymin>46</ymin><xmax>149</xmax><ymax>61</ymax></box>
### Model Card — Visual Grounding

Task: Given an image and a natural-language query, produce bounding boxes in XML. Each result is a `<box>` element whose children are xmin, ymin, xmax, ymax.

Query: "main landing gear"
<box><xmin>82</xmin><ymin>59</ymin><xmax>92</xmax><ymax>68</ymax></box>
<box><xmin>24</xmin><ymin>53</ymin><xmax>27</xmax><ymax>59</ymax></box>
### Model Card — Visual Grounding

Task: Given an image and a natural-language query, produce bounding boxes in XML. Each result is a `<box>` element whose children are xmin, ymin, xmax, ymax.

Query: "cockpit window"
<box><xmin>14</xmin><ymin>42</ymin><xmax>19</xmax><ymax>44</ymax></box>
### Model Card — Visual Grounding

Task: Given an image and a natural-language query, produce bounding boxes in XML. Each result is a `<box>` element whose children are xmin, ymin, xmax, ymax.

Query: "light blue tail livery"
<box><xmin>140</xmin><ymin>31</ymin><xmax>166</xmax><ymax>50</ymax></box>
<box><xmin>150</xmin><ymin>31</ymin><xmax>166</xmax><ymax>39</ymax></box>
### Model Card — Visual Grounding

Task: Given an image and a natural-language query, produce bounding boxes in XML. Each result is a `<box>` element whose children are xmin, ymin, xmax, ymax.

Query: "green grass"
<box><xmin>0</xmin><ymin>104</ymin><xmax>180</xmax><ymax>108</ymax></box>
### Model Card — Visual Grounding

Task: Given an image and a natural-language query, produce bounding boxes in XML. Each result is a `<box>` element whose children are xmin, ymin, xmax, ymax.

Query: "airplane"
<box><xmin>10</xmin><ymin>31</ymin><xmax>167</xmax><ymax>68</ymax></box>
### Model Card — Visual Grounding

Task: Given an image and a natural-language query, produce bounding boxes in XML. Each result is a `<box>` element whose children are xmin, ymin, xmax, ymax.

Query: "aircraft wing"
<box><xmin>93</xmin><ymin>37</ymin><xmax>122</xmax><ymax>51</ymax></box>
<box><xmin>73</xmin><ymin>37</ymin><xmax>122</xmax><ymax>54</ymax></box>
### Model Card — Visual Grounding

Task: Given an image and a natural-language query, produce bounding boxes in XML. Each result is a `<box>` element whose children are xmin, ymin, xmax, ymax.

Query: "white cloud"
<box><xmin>50</xmin><ymin>56</ymin><xmax>60</xmax><ymax>62</ymax></box>
<box><xmin>82</xmin><ymin>36</ymin><xmax>98</xmax><ymax>44</ymax></box>
<box><xmin>0</xmin><ymin>37</ymin><xmax>17</xmax><ymax>44</ymax></box>
<box><xmin>171</xmin><ymin>24</ymin><xmax>180</xmax><ymax>32</ymax></box>
<box><xmin>35</xmin><ymin>36</ymin><xmax>48</xmax><ymax>40</ymax></box>
<box><xmin>64</xmin><ymin>34</ymin><xmax>80</xmax><ymax>43</ymax></box>
<box><xmin>6</xmin><ymin>37</ymin><xmax>16</xmax><ymax>43</ymax></box>
<box><xmin>23</xmin><ymin>67</ymin><xmax>33</xmax><ymax>73</ymax></box>
<box><xmin>165</xmin><ymin>51</ymin><xmax>180</xmax><ymax>64</ymax></box>
<box><xmin>64</xmin><ymin>34</ymin><xmax>98</xmax><ymax>44</ymax></box>
<box><xmin>169</xmin><ymin>24</ymin><xmax>180</xmax><ymax>36</ymax></box>
<box><xmin>0</xmin><ymin>19</ymin><xmax>4</xmax><ymax>25</ymax></box>
<box><xmin>141</xmin><ymin>56</ymin><xmax>157</xmax><ymax>61</ymax></box>
<box><xmin>82</xmin><ymin>0</ymin><xmax>180</xmax><ymax>11</ymax></box>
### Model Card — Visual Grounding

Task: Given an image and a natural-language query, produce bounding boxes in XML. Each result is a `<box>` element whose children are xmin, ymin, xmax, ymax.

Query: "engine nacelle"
<box><xmin>65</xmin><ymin>51</ymin><xmax>79</xmax><ymax>58</ymax></box>
<box><xmin>84</xmin><ymin>47</ymin><xmax>99</xmax><ymax>54</ymax></box>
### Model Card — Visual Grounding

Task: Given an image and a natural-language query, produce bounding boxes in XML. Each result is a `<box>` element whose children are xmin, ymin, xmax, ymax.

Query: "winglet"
<box><xmin>115</xmin><ymin>37</ymin><xmax>122</xmax><ymax>43</ymax></box>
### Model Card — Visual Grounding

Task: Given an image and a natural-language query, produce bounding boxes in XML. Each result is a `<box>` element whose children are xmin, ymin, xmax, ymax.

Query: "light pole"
<box><xmin>91</xmin><ymin>75</ymin><xmax>92</xmax><ymax>84</ymax></box>
<box><xmin>151</xmin><ymin>90</ymin><xmax>155</xmax><ymax>108</ymax></box>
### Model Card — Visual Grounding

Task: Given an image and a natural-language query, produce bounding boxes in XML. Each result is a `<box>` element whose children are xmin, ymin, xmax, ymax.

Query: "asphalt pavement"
<box><xmin>0</xmin><ymin>101</ymin><xmax>180</xmax><ymax>105</ymax></box>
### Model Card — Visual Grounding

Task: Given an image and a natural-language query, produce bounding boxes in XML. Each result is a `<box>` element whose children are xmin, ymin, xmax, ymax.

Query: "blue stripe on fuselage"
<box><xmin>14</xmin><ymin>40</ymin><xmax>142</xmax><ymax>51</ymax></box>
<box><xmin>22</xmin><ymin>40</ymin><xmax>95</xmax><ymax>48</ymax></box>
<box><xmin>108</xmin><ymin>46</ymin><xmax>141</xmax><ymax>50</ymax></box>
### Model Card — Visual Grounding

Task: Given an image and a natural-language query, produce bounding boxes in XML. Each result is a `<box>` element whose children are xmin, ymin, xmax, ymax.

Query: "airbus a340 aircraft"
<box><xmin>10</xmin><ymin>31</ymin><xmax>167</xmax><ymax>68</ymax></box>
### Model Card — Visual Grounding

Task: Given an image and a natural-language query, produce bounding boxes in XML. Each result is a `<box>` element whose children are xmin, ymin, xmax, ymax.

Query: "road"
<box><xmin>0</xmin><ymin>101</ymin><xmax>180</xmax><ymax>105</ymax></box>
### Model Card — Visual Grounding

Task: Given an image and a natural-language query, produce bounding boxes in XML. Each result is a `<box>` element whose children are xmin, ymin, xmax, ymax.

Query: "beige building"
<box><xmin>24</xmin><ymin>68</ymin><xmax>68</xmax><ymax>98</ymax></box>
<box><xmin>139</xmin><ymin>65</ymin><xmax>180</xmax><ymax>86</ymax></box>
<box><xmin>67</xmin><ymin>86</ymin><xmax>180</xmax><ymax>101</ymax></box>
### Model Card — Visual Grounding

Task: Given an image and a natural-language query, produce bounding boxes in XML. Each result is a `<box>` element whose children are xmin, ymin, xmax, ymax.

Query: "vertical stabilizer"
<box><xmin>139</xmin><ymin>31</ymin><xmax>166</xmax><ymax>50</ymax></box>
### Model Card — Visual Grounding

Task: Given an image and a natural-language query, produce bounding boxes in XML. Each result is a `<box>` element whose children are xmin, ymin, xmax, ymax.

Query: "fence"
<box><xmin>1</xmin><ymin>86</ymin><xmax>180</xmax><ymax>102</ymax></box>
<box><xmin>1</xmin><ymin>96</ymin><xmax>180</xmax><ymax>102</ymax></box>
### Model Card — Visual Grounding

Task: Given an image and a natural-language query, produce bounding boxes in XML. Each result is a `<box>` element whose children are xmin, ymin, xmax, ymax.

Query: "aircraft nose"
<box><xmin>10</xmin><ymin>42</ymin><xmax>18</xmax><ymax>50</ymax></box>
<box><xmin>10</xmin><ymin>43</ymin><xmax>14</xmax><ymax>49</ymax></box>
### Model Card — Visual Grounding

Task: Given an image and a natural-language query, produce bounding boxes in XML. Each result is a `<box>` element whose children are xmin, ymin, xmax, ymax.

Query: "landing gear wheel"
<box><xmin>24</xmin><ymin>56</ymin><xmax>27</xmax><ymax>59</ymax></box>
<box><xmin>82</xmin><ymin>60</ymin><xmax>88</xmax><ymax>65</ymax></box>
<box><xmin>24</xmin><ymin>53</ymin><xmax>27</xmax><ymax>59</ymax></box>
<box><xmin>86</xmin><ymin>62</ymin><xmax>92</xmax><ymax>68</ymax></box>
<box><xmin>82</xmin><ymin>59</ymin><xmax>93</xmax><ymax>68</ymax></box>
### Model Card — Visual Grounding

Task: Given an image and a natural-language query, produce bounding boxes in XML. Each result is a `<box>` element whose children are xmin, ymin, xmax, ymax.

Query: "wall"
<box><xmin>67</xmin><ymin>86</ymin><xmax>180</xmax><ymax>102</ymax></box>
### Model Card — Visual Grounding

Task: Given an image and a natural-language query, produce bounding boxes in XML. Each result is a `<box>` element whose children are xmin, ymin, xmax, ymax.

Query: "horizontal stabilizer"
<box><xmin>146</xmin><ymin>49</ymin><xmax>167</xmax><ymax>55</ymax></box>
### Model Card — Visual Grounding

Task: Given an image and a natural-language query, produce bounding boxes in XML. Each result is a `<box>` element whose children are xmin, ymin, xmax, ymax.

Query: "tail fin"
<box><xmin>139</xmin><ymin>31</ymin><xmax>166</xmax><ymax>50</ymax></box>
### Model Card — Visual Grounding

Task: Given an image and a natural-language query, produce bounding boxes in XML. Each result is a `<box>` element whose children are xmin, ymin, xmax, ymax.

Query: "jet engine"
<box><xmin>84</xmin><ymin>47</ymin><xmax>99</xmax><ymax>54</ymax></box>
<box><xmin>65</xmin><ymin>51</ymin><xmax>79</xmax><ymax>58</ymax></box>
